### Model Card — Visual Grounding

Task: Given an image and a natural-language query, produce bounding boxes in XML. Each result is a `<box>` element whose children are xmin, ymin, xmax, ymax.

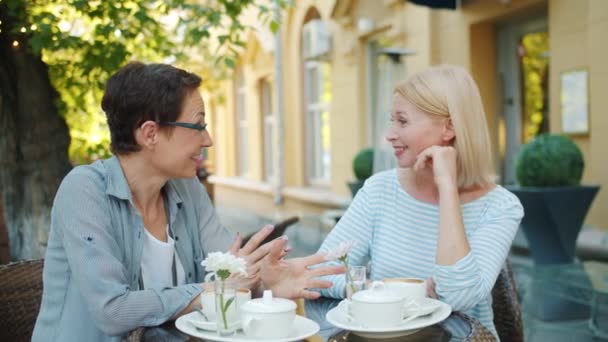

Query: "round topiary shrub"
<box><xmin>515</xmin><ymin>133</ymin><xmax>584</xmax><ymax>187</ymax></box>
<box><xmin>353</xmin><ymin>148</ymin><xmax>374</xmax><ymax>181</ymax></box>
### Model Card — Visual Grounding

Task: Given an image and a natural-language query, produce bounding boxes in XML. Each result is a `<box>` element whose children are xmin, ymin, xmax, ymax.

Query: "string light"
<box><xmin>12</xmin><ymin>41</ymin><xmax>19</xmax><ymax>48</ymax></box>
<box><xmin>30</xmin><ymin>24</ymin><xmax>38</xmax><ymax>31</ymax></box>
<box><xmin>20</xmin><ymin>27</ymin><xmax>27</xmax><ymax>33</ymax></box>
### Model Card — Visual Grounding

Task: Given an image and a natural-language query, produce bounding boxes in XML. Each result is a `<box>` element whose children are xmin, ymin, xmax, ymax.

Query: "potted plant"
<box><xmin>507</xmin><ymin>133</ymin><xmax>600</xmax><ymax>320</ymax></box>
<box><xmin>348</xmin><ymin>148</ymin><xmax>374</xmax><ymax>197</ymax></box>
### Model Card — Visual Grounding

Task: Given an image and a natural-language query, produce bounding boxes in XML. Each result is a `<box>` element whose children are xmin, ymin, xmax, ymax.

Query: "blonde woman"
<box><xmin>318</xmin><ymin>65</ymin><xmax>523</xmax><ymax>338</ymax></box>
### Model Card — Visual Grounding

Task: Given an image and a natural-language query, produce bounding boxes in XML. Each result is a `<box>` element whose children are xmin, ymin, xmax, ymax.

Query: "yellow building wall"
<box><xmin>430</xmin><ymin>0</ymin><xmax>546</xmax><ymax>169</ymax></box>
<box><xmin>208</xmin><ymin>0</ymin><xmax>608</xmax><ymax>228</ymax></box>
<box><xmin>282</xmin><ymin>0</ymin><xmax>338</xmax><ymax>189</ymax></box>
<box><xmin>429</xmin><ymin>0</ymin><xmax>607</xmax><ymax>228</ymax></box>
<box><xmin>213</xmin><ymin>80</ymin><xmax>237</xmax><ymax>177</ymax></box>
<box><xmin>549</xmin><ymin>0</ymin><xmax>608</xmax><ymax>228</ymax></box>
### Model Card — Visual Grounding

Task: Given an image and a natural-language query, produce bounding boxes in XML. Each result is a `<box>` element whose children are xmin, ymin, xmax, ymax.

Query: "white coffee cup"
<box><xmin>338</xmin><ymin>282</ymin><xmax>412</xmax><ymax>329</ymax></box>
<box><xmin>240</xmin><ymin>290</ymin><xmax>296</xmax><ymax>339</ymax></box>
<box><xmin>383</xmin><ymin>277</ymin><xmax>427</xmax><ymax>302</ymax></box>
<box><xmin>200</xmin><ymin>287</ymin><xmax>252</xmax><ymax>322</ymax></box>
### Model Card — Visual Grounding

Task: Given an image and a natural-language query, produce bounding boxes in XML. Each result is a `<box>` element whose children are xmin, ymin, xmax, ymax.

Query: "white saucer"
<box><xmin>326</xmin><ymin>298</ymin><xmax>451</xmax><ymax>339</ymax></box>
<box><xmin>186</xmin><ymin>311</ymin><xmax>241</xmax><ymax>331</ymax></box>
<box><xmin>176</xmin><ymin>312</ymin><xmax>320</xmax><ymax>342</ymax></box>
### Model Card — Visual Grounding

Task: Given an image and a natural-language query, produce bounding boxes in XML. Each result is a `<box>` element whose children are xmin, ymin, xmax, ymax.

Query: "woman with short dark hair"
<box><xmin>32</xmin><ymin>62</ymin><xmax>342</xmax><ymax>341</ymax></box>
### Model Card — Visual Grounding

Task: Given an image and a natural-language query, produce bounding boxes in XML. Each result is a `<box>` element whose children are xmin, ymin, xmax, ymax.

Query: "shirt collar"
<box><xmin>104</xmin><ymin>155</ymin><xmax>184</xmax><ymax>208</ymax></box>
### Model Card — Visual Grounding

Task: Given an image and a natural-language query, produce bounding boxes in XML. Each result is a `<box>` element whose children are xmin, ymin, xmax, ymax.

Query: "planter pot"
<box><xmin>348</xmin><ymin>181</ymin><xmax>365</xmax><ymax>197</ymax></box>
<box><xmin>507</xmin><ymin>185</ymin><xmax>600</xmax><ymax>321</ymax></box>
<box><xmin>506</xmin><ymin>185</ymin><xmax>600</xmax><ymax>264</ymax></box>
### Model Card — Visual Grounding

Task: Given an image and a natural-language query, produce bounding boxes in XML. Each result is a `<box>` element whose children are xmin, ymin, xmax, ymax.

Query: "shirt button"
<box><xmin>188</xmin><ymin>272</ymin><xmax>192</xmax><ymax>278</ymax></box>
<box><xmin>175</xmin><ymin>236</ymin><xmax>179</xmax><ymax>241</ymax></box>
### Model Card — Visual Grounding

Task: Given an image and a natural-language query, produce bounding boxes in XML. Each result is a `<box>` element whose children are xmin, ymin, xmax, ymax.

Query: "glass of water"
<box><xmin>346</xmin><ymin>265</ymin><xmax>366</xmax><ymax>299</ymax></box>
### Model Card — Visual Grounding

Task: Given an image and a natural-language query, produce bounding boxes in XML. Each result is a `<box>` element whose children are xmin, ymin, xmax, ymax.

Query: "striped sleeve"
<box><xmin>432</xmin><ymin>191</ymin><xmax>524</xmax><ymax>311</ymax></box>
<box><xmin>317</xmin><ymin>181</ymin><xmax>374</xmax><ymax>299</ymax></box>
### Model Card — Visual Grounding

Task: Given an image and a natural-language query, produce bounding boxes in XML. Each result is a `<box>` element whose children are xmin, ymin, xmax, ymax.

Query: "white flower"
<box><xmin>201</xmin><ymin>252</ymin><xmax>248</xmax><ymax>279</ymax></box>
<box><xmin>324</xmin><ymin>240</ymin><xmax>356</xmax><ymax>262</ymax></box>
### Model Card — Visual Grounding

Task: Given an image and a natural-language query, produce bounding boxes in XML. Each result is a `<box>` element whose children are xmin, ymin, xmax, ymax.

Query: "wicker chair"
<box><xmin>491</xmin><ymin>261</ymin><xmax>524</xmax><ymax>342</ymax></box>
<box><xmin>123</xmin><ymin>327</ymin><xmax>145</xmax><ymax>342</ymax></box>
<box><xmin>0</xmin><ymin>259</ymin><xmax>44</xmax><ymax>342</ymax></box>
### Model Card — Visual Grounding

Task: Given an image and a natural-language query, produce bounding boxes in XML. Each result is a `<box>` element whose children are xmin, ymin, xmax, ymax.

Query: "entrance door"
<box><xmin>497</xmin><ymin>18</ymin><xmax>549</xmax><ymax>185</ymax></box>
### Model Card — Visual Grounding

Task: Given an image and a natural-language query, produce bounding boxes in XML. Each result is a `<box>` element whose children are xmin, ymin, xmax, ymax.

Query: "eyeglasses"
<box><xmin>157</xmin><ymin>121</ymin><xmax>207</xmax><ymax>132</ymax></box>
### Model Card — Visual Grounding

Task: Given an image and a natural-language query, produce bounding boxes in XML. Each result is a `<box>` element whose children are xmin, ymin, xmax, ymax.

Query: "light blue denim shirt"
<box><xmin>32</xmin><ymin>156</ymin><xmax>233</xmax><ymax>341</ymax></box>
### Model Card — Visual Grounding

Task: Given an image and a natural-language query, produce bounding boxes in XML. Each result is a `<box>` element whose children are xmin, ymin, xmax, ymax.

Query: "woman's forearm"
<box><xmin>436</xmin><ymin>184</ymin><xmax>470</xmax><ymax>265</ymax></box>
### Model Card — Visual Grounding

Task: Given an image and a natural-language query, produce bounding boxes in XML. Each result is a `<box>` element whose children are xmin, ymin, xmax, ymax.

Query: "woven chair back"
<box><xmin>0</xmin><ymin>259</ymin><xmax>44</xmax><ymax>342</ymax></box>
<box><xmin>491</xmin><ymin>261</ymin><xmax>524</xmax><ymax>342</ymax></box>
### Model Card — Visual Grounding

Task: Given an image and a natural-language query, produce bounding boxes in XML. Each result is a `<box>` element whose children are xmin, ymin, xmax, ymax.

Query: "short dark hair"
<box><xmin>101</xmin><ymin>62</ymin><xmax>202</xmax><ymax>154</ymax></box>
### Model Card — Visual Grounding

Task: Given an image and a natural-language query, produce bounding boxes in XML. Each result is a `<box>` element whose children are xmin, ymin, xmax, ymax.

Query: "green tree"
<box><xmin>0</xmin><ymin>0</ymin><xmax>287</xmax><ymax>260</ymax></box>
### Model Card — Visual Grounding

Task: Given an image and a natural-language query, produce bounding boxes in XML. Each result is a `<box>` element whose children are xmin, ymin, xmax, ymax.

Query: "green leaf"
<box><xmin>224</xmin><ymin>57</ymin><xmax>235</xmax><ymax>69</ymax></box>
<box><xmin>223</xmin><ymin>297</ymin><xmax>235</xmax><ymax>311</ymax></box>
<box><xmin>270</xmin><ymin>20</ymin><xmax>279</xmax><ymax>33</ymax></box>
<box><xmin>218</xmin><ymin>35</ymin><xmax>229</xmax><ymax>45</ymax></box>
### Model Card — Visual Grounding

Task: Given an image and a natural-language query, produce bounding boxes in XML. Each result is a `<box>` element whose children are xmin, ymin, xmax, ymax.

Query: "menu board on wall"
<box><xmin>560</xmin><ymin>69</ymin><xmax>589</xmax><ymax>135</ymax></box>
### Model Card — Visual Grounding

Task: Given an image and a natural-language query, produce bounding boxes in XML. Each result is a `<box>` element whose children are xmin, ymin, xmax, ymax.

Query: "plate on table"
<box><xmin>325</xmin><ymin>298</ymin><xmax>451</xmax><ymax>339</ymax></box>
<box><xmin>185</xmin><ymin>311</ymin><xmax>242</xmax><ymax>331</ymax></box>
<box><xmin>176</xmin><ymin>312</ymin><xmax>320</xmax><ymax>342</ymax></box>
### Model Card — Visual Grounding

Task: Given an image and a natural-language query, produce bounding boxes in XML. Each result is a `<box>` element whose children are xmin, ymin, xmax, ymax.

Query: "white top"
<box><xmin>318</xmin><ymin>169</ymin><xmax>524</xmax><ymax>339</ymax></box>
<box><xmin>141</xmin><ymin>225</ymin><xmax>186</xmax><ymax>289</ymax></box>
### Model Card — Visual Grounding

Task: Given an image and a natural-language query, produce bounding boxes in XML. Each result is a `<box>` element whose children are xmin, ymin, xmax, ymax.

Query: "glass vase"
<box><xmin>345</xmin><ymin>265</ymin><xmax>366</xmax><ymax>299</ymax></box>
<box><xmin>214</xmin><ymin>278</ymin><xmax>238</xmax><ymax>337</ymax></box>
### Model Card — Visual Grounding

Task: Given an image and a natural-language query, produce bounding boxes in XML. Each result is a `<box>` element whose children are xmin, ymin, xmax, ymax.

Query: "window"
<box><xmin>303</xmin><ymin>18</ymin><xmax>332</xmax><ymax>184</ymax></box>
<box><xmin>368</xmin><ymin>42</ymin><xmax>407</xmax><ymax>174</ymax></box>
<box><xmin>235</xmin><ymin>68</ymin><xmax>249</xmax><ymax>177</ymax></box>
<box><xmin>260</xmin><ymin>79</ymin><xmax>275</xmax><ymax>183</ymax></box>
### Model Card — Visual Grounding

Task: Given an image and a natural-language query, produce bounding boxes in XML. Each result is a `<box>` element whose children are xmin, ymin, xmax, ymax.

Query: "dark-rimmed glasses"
<box><xmin>157</xmin><ymin>121</ymin><xmax>207</xmax><ymax>132</ymax></box>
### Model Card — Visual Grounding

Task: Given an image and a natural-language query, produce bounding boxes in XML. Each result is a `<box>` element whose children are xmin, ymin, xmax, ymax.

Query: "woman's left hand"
<box><xmin>227</xmin><ymin>225</ymin><xmax>287</xmax><ymax>289</ymax></box>
<box><xmin>413</xmin><ymin>145</ymin><xmax>458</xmax><ymax>189</ymax></box>
<box><xmin>260</xmin><ymin>237</ymin><xmax>345</xmax><ymax>299</ymax></box>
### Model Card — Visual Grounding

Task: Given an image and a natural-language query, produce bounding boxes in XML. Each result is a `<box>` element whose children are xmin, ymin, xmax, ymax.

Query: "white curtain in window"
<box><xmin>261</xmin><ymin>80</ymin><xmax>275</xmax><ymax>183</ymax></box>
<box><xmin>304</xmin><ymin>60</ymin><xmax>331</xmax><ymax>183</ymax></box>
<box><xmin>372</xmin><ymin>55</ymin><xmax>404</xmax><ymax>174</ymax></box>
<box><xmin>236</xmin><ymin>69</ymin><xmax>249</xmax><ymax>177</ymax></box>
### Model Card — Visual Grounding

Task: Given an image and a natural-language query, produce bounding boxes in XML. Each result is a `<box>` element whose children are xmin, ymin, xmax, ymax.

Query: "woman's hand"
<box><xmin>260</xmin><ymin>237</ymin><xmax>345</xmax><ymax>299</ymax></box>
<box><xmin>413</xmin><ymin>145</ymin><xmax>458</xmax><ymax>189</ymax></box>
<box><xmin>227</xmin><ymin>225</ymin><xmax>285</xmax><ymax>289</ymax></box>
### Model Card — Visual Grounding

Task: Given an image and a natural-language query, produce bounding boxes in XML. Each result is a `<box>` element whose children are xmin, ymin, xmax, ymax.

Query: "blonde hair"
<box><xmin>394</xmin><ymin>65</ymin><xmax>495</xmax><ymax>188</ymax></box>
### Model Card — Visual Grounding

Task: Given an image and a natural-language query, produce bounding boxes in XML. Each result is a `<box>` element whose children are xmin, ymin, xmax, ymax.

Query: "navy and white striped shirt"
<box><xmin>318</xmin><ymin>169</ymin><xmax>524</xmax><ymax>338</ymax></box>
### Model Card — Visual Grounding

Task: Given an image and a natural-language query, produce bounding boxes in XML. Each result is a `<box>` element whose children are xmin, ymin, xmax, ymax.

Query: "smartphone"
<box><xmin>241</xmin><ymin>216</ymin><xmax>299</xmax><ymax>246</ymax></box>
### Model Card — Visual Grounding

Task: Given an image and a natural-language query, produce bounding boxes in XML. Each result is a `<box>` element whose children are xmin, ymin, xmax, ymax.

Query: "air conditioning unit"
<box><xmin>303</xmin><ymin>19</ymin><xmax>332</xmax><ymax>60</ymax></box>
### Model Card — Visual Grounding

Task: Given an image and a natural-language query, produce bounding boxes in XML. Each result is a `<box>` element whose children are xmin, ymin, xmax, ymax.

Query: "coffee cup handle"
<box><xmin>369</xmin><ymin>281</ymin><xmax>385</xmax><ymax>291</ymax></box>
<box><xmin>204</xmin><ymin>272</ymin><xmax>216</xmax><ymax>282</ymax></box>
<box><xmin>338</xmin><ymin>300</ymin><xmax>356</xmax><ymax>323</ymax></box>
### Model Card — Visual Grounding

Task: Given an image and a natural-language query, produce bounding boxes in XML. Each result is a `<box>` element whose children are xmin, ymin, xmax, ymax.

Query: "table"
<box><xmin>140</xmin><ymin>297</ymin><xmax>495</xmax><ymax>342</ymax></box>
<box><xmin>523</xmin><ymin>261</ymin><xmax>608</xmax><ymax>338</ymax></box>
